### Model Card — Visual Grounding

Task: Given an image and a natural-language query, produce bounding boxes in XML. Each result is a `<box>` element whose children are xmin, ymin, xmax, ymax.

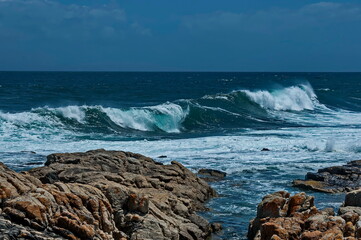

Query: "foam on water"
<box><xmin>54</xmin><ymin>106</ymin><xmax>86</xmax><ymax>123</ymax></box>
<box><xmin>1</xmin><ymin>125</ymin><xmax>361</xmax><ymax>239</ymax></box>
<box><xmin>2</xmin><ymin>73</ymin><xmax>361</xmax><ymax>239</ymax></box>
<box><xmin>102</xmin><ymin>103</ymin><xmax>188</xmax><ymax>133</ymax></box>
<box><xmin>1</xmin><ymin>82</ymin><xmax>361</xmax><ymax>142</ymax></box>
<box><xmin>241</xmin><ymin>83</ymin><xmax>319</xmax><ymax>111</ymax></box>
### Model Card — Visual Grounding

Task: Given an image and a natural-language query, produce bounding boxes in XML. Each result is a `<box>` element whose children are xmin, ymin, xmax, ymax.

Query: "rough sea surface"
<box><xmin>1</xmin><ymin>72</ymin><xmax>361</xmax><ymax>239</ymax></box>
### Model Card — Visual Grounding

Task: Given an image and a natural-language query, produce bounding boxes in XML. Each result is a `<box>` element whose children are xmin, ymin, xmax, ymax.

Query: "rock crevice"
<box><xmin>248</xmin><ymin>190</ymin><xmax>361</xmax><ymax>240</ymax></box>
<box><xmin>293</xmin><ymin>160</ymin><xmax>361</xmax><ymax>193</ymax></box>
<box><xmin>0</xmin><ymin>149</ymin><xmax>217</xmax><ymax>240</ymax></box>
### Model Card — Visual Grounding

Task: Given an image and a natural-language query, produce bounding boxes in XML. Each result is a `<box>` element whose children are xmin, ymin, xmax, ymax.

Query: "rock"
<box><xmin>339</xmin><ymin>206</ymin><xmax>361</xmax><ymax>216</ymax></box>
<box><xmin>0</xmin><ymin>149</ymin><xmax>217</xmax><ymax>239</ymax></box>
<box><xmin>293</xmin><ymin>160</ymin><xmax>361</xmax><ymax>193</ymax></box>
<box><xmin>320</xmin><ymin>207</ymin><xmax>335</xmax><ymax>216</ymax></box>
<box><xmin>292</xmin><ymin>180</ymin><xmax>333</xmax><ymax>193</ymax></box>
<box><xmin>261</xmin><ymin>148</ymin><xmax>270</xmax><ymax>151</ymax></box>
<box><xmin>158</xmin><ymin>155</ymin><xmax>167</xmax><ymax>158</ymax></box>
<box><xmin>257</xmin><ymin>191</ymin><xmax>290</xmax><ymax>219</ymax></box>
<box><xmin>300</xmin><ymin>230</ymin><xmax>323</xmax><ymax>240</ymax></box>
<box><xmin>24</xmin><ymin>161</ymin><xmax>44</xmax><ymax>166</ymax></box>
<box><xmin>20</xmin><ymin>151</ymin><xmax>36</xmax><ymax>154</ymax></box>
<box><xmin>211</xmin><ymin>222</ymin><xmax>222</xmax><ymax>233</ymax></box>
<box><xmin>345</xmin><ymin>189</ymin><xmax>361</xmax><ymax>207</ymax></box>
<box><xmin>248</xmin><ymin>191</ymin><xmax>361</xmax><ymax>240</ymax></box>
<box><xmin>198</xmin><ymin>168</ymin><xmax>227</xmax><ymax>182</ymax></box>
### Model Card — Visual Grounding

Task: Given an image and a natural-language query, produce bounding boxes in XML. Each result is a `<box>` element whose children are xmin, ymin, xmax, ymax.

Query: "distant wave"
<box><xmin>1</xmin><ymin>81</ymin><xmax>360</xmax><ymax>140</ymax></box>
<box><xmin>0</xmin><ymin>103</ymin><xmax>188</xmax><ymax>136</ymax></box>
<box><xmin>240</xmin><ymin>83</ymin><xmax>319</xmax><ymax>111</ymax></box>
<box><xmin>101</xmin><ymin>103</ymin><xmax>187</xmax><ymax>133</ymax></box>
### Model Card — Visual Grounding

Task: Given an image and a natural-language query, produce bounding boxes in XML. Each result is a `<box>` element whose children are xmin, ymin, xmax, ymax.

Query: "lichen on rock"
<box><xmin>248</xmin><ymin>190</ymin><xmax>361</xmax><ymax>240</ymax></box>
<box><xmin>0</xmin><ymin>149</ymin><xmax>218</xmax><ymax>240</ymax></box>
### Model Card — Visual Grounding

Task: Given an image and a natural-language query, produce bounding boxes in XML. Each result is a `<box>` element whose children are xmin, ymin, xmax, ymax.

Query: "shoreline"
<box><xmin>1</xmin><ymin>149</ymin><xmax>361</xmax><ymax>239</ymax></box>
<box><xmin>0</xmin><ymin>149</ymin><xmax>219</xmax><ymax>239</ymax></box>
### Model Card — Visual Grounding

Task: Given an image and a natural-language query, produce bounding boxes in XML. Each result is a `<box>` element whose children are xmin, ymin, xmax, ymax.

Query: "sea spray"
<box><xmin>325</xmin><ymin>138</ymin><xmax>336</xmax><ymax>152</ymax></box>
<box><xmin>1</xmin><ymin>82</ymin><xmax>361</xmax><ymax>142</ymax></box>
<box><xmin>240</xmin><ymin>83</ymin><xmax>318</xmax><ymax>111</ymax></box>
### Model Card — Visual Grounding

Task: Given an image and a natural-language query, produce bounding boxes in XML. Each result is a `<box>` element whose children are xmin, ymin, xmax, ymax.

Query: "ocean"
<box><xmin>1</xmin><ymin>72</ymin><xmax>361</xmax><ymax>239</ymax></box>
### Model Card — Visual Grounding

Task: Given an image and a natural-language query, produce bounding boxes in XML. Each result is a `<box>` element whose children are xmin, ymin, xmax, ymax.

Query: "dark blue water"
<box><xmin>1</xmin><ymin>72</ymin><xmax>361</xmax><ymax>239</ymax></box>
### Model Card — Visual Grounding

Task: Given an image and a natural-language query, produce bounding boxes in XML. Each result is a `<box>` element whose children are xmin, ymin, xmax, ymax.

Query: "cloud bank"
<box><xmin>0</xmin><ymin>1</ymin><xmax>360</xmax><ymax>71</ymax></box>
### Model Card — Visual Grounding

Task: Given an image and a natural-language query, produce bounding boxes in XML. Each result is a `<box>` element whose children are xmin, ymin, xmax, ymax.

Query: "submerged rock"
<box><xmin>198</xmin><ymin>169</ymin><xmax>227</xmax><ymax>182</ymax></box>
<box><xmin>0</xmin><ymin>149</ymin><xmax>217</xmax><ymax>239</ymax></box>
<box><xmin>293</xmin><ymin>160</ymin><xmax>361</xmax><ymax>193</ymax></box>
<box><xmin>248</xmin><ymin>190</ymin><xmax>361</xmax><ymax>240</ymax></box>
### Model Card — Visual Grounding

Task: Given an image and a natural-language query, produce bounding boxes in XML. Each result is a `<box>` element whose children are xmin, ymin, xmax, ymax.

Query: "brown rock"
<box><xmin>0</xmin><ymin>149</ymin><xmax>216</xmax><ymax>239</ymax></box>
<box><xmin>293</xmin><ymin>160</ymin><xmax>361</xmax><ymax>193</ymax></box>
<box><xmin>210</xmin><ymin>222</ymin><xmax>222</xmax><ymax>233</ymax></box>
<box><xmin>248</xmin><ymin>190</ymin><xmax>361</xmax><ymax>240</ymax></box>
<box><xmin>345</xmin><ymin>189</ymin><xmax>361</xmax><ymax>207</ymax></box>
<box><xmin>257</xmin><ymin>191</ymin><xmax>290</xmax><ymax>218</ymax></box>
<box><xmin>260</xmin><ymin>222</ymin><xmax>289</xmax><ymax>240</ymax></box>
<box><xmin>197</xmin><ymin>168</ymin><xmax>227</xmax><ymax>182</ymax></box>
<box><xmin>300</xmin><ymin>230</ymin><xmax>323</xmax><ymax>240</ymax></box>
<box><xmin>345</xmin><ymin>221</ymin><xmax>356</xmax><ymax>237</ymax></box>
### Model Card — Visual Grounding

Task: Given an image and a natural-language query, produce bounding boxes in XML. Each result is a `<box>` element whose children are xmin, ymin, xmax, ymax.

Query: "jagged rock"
<box><xmin>210</xmin><ymin>222</ymin><xmax>222</xmax><ymax>233</ymax></box>
<box><xmin>198</xmin><ymin>169</ymin><xmax>227</xmax><ymax>182</ymax></box>
<box><xmin>0</xmin><ymin>149</ymin><xmax>217</xmax><ymax>239</ymax></box>
<box><xmin>344</xmin><ymin>189</ymin><xmax>361</xmax><ymax>207</ymax></box>
<box><xmin>293</xmin><ymin>160</ymin><xmax>361</xmax><ymax>193</ymax></box>
<box><xmin>248</xmin><ymin>191</ymin><xmax>361</xmax><ymax>240</ymax></box>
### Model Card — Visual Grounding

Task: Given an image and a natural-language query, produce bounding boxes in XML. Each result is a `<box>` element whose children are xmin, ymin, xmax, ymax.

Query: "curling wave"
<box><xmin>0</xmin><ymin>82</ymin><xmax>360</xmax><ymax>141</ymax></box>
<box><xmin>240</xmin><ymin>83</ymin><xmax>319</xmax><ymax>111</ymax></box>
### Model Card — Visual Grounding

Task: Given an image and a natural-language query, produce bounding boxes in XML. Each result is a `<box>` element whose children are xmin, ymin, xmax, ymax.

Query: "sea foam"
<box><xmin>240</xmin><ymin>83</ymin><xmax>318</xmax><ymax>111</ymax></box>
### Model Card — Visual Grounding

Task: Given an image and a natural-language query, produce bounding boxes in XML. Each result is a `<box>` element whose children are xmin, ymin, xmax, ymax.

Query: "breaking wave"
<box><xmin>240</xmin><ymin>83</ymin><xmax>319</xmax><ymax>111</ymax></box>
<box><xmin>1</xmin><ymin>81</ymin><xmax>360</xmax><ymax>140</ymax></box>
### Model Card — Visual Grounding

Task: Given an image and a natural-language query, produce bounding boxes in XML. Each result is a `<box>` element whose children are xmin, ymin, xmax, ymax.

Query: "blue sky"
<box><xmin>0</xmin><ymin>0</ymin><xmax>360</xmax><ymax>71</ymax></box>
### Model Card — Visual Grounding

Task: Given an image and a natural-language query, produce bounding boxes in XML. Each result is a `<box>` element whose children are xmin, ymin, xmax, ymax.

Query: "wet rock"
<box><xmin>20</xmin><ymin>151</ymin><xmax>36</xmax><ymax>154</ymax></box>
<box><xmin>210</xmin><ymin>222</ymin><xmax>222</xmax><ymax>233</ymax></box>
<box><xmin>293</xmin><ymin>160</ymin><xmax>361</xmax><ymax>193</ymax></box>
<box><xmin>261</xmin><ymin>148</ymin><xmax>270</xmax><ymax>151</ymax></box>
<box><xmin>0</xmin><ymin>149</ymin><xmax>217</xmax><ymax>239</ymax></box>
<box><xmin>158</xmin><ymin>155</ymin><xmax>167</xmax><ymax>158</ymax></box>
<box><xmin>345</xmin><ymin>189</ymin><xmax>361</xmax><ymax>207</ymax></box>
<box><xmin>24</xmin><ymin>161</ymin><xmax>44</xmax><ymax>166</ymax></box>
<box><xmin>198</xmin><ymin>168</ymin><xmax>227</xmax><ymax>182</ymax></box>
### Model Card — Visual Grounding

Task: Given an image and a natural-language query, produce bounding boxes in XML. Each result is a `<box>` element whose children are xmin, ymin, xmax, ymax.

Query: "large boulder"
<box><xmin>0</xmin><ymin>149</ymin><xmax>218</xmax><ymax>240</ymax></box>
<box><xmin>197</xmin><ymin>169</ymin><xmax>227</xmax><ymax>182</ymax></box>
<box><xmin>293</xmin><ymin>160</ymin><xmax>361</xmax><ymax>193</ymax></box>
<box><xmin>248</xmin><ymin>190</ymin><xmax>361</xmax><ymax>240</ymax></box>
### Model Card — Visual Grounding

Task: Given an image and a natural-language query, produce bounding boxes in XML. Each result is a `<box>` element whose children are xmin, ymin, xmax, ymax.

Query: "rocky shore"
<box><xmin>248</xmin><ymin>190</ymin><xmax>361</xmax><ymax>240</ymax></box>
<box><xmin>0</xmin><ymin>149</ymin><xmax>218</xmax><ymax>240</ymax></box>
<box><xmin>293</xmin><ymin>160</ymin><xmax>361</xmax><ymax>193</ymax></box>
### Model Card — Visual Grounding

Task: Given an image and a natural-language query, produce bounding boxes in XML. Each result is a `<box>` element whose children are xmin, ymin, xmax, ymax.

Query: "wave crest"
<box><xmin>240</xmin><ymin>83</ymin><xmax>318</xmax><ymax>111</ymax></box>
<box><xmin>0</xmin><ymin>103</ymin><xmax>188</xmax><ymax>138</ymax></box>
<box><xmin>101</xmin><ymin>103</ymin><xmax>188</xmax><ymax>133</ymax></box>
<box><xmin>1</xmin><ymin>81</ymin><xmax>359</xmax><ymax>140</ymax></box>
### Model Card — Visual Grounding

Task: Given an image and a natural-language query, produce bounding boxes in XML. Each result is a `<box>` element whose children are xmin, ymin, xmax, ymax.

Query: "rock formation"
<box><xmin>0</xmin><ymin>149</ymin><xmax>218</xmax><ymax>240</ymax></box>
<box><xmin>197</xmin><ymin>169</ymin><xmax>227</xmax><ymax>182</ymax></box>
<box><xmin>293</xmin><ymin>160</ymin><xmax>361</xmax><ymax>193</ymax></box>
<box><xmin>248</xmin><ymin>190</ymin><xmax>361</xmax><ymax>240</ymax></box>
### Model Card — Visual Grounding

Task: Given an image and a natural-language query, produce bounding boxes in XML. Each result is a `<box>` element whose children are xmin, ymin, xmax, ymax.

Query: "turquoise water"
<box><xmin>1</xmin><ymin>72</ymin><xmax>361</xmax><ymax>239</ymax></box>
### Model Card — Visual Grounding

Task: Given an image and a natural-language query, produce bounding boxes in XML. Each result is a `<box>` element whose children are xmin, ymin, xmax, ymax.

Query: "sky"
<box><xmin>0</xmin><ymin>0</ymin><xmax>360</xmax><ymax>71</ymax></box>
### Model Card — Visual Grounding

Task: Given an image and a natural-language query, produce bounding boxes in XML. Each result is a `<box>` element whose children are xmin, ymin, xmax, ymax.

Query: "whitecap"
<box><xmin>240</xmin><ymin>83</ymin><xmax>319</xmax><ymax>111</ymax></box>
